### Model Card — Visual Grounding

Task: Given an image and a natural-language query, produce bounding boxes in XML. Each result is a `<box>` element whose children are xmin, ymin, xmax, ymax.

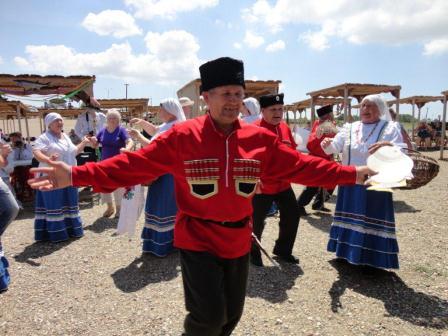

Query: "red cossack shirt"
<box><xmin>254</xmin><ymin>119</ymin><xmax>298</xmax><ymax>194</ymax></box>
<box><xmin>72</xmin><ymin>114</ymin><xmax>356</xmax><ymax>258</ymax></box>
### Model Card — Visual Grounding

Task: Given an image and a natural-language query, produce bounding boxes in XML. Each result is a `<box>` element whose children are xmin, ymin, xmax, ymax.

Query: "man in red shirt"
<box><xmin>29</xmin><ymin>57</ymin><xmax>373</xmax><ymax>336</ymax></box>
<box><xmin>297</xmin><ymin>105</ymin><xmax>337</xmax><ymax>215</ymax></box>
<box><xmin>251</xmin><ymin>93</ymin><xmax>301</xmax><ymax>267</ymax></box>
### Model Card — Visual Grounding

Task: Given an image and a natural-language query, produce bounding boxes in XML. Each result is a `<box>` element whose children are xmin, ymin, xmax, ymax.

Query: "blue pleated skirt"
<box><xmin>327</xmin><ymin>185</ymin><xmax>399</xmax><ymax>269</ymax></box>
<box><xmin>34</xmin><ymin>187</ymin><xmax>83</xmax><ymax>242</ymax></box>
<box><xmin>0</xmin><ymin>255</ymin><xmax>10</xmax><ymax>291</ymax></box>
<box><xmin>141</xmin><ymin>174</ymin><xmax>177</xmax><ymax>256</ymax></box>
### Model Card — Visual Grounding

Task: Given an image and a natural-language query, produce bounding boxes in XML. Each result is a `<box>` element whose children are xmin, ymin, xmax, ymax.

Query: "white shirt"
<box><xmin>12</xmin><ymin>145</ymin><xmax>33</xmax><ymax>161</ymax></box>
<box><xmin>34</xmin><ymin>131</ymin><xmax>78</xmax><ymax>167</ymax></box>
<box><xmin>74</xmin><ymin>111</ymin><xmax>106</xmax><ymax>138</ymax></box>
<box><xmin>323</xmin><ymin>120</ymin><xmax>405</xmax><ymax>166</ymax></box>
<box><xmin>151</xmin><ymin>120</ymin><xmax>177</xmax><ymax>142</ymax></box>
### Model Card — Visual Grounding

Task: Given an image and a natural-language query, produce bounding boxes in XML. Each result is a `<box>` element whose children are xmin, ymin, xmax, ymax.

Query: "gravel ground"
<box><xmin>1</xmin><ymin>150</ymin><xmax>447</xmax><ymax>336</ymax></box>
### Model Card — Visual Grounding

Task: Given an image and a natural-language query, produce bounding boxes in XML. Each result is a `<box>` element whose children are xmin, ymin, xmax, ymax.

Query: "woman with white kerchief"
<box><xmin>240</xmin><ymin>97</ymin><xmax>261</xmax><ymax>124</ymax></box>
<box><xmin>129</xmin><ymin>99</ymin><xmax>185</xmax><ymax>256</ymax></box>
<box><xmin>321</xmin><ymin>94</ymin><xmax>405</xmax><ymax>273</ymax></box>
<box><xmin>33</xmin><ymin>113</ymin><xmax>92</xmax><ymax>242</ymax></box>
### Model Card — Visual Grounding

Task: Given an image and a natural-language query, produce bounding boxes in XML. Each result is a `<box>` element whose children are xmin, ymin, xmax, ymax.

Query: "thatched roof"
<box><xmin>0</xmin><ymin>74</ymin><xmax>94</xmax><ymax>97</ymax></box>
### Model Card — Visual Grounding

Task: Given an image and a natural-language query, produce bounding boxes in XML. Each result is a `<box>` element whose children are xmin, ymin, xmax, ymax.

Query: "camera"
<box><xmin>15</xmin><ymin>140</ymin><xmax>23</xmax><ymax>147</ymax></box>
<box><xmin>88</xmin><ymin>131</ymin><xmax>95</xmax><ymax>136</ymax></box>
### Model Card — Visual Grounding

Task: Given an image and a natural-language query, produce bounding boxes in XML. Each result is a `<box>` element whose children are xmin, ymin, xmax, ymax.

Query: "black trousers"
<box><xmin>297</xmin><ymin>187</ymin><xmax>334</xmax><ymax>209</ymax></box>
<box><xmin>252</xmin><ymin>187</ymin><xmax>300</xmax><ymax>256</ymax></box>
<box><xmin>180</xmin><ymin>250</ymin><xmax>249</xmax><ymax>336</ymax></box>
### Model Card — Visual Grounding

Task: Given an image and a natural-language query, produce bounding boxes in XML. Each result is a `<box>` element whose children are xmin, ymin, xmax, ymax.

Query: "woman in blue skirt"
<box><xmin>33</xmin><ymin>113</ymin><xmax>92</xmax><ymax>242</ymax></box>
<box><xmin>130</xmin><ymin>98</ymin><xmax>185</xmax><ymax>256</ymax></box>
<box><xmin>321</xmin><ymin>94</ymin><xmax>406</xmax><ymax>270</ymax></box>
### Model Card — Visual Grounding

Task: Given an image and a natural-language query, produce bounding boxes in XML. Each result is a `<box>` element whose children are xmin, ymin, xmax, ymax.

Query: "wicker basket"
<box><xmin>400</xmin><ymin>149</ymin><xmax>440</xmax><ymax>190</ymax></box>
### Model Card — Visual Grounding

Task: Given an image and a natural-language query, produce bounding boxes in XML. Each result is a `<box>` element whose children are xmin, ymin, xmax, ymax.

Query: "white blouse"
<box><xmin>34</xmin><ymin>131</ymin><xmax>78</xmax><ymax>167</ymax></box>
<box><xmin>323</xmin><ymin>120</ymin><xmax>405</xmax><ymax>166</ymax></box>
<box><xmin>151</xmin><ymin>120</ymin><xmax>177</xmax><ymax>143</ymax></box>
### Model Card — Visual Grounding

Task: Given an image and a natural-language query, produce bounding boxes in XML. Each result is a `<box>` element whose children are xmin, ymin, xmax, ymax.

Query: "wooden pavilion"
<box><xmin>0</xmin><ymin>74</ymin><xmax>96</xmax><ymax>137</ymax></box>
<box><xmin>177</xmin><ymin>79</ymin><xmax>281</xmax><ymax>118</ymax></box>
<box><xmin>385</xmin><ymin>96</ymin><xmax>444</xmax><ymax>140</ymax></box>
<box><xmin>284</xmin><ymin>97</ymin><xmax>349</xmax><ymax>124</ymax></box>
<box><xmin>306</xmin><ymin>83</ymin><xmax>401</xmax><ymax>122</ymax></box>
<box><xmin>0</xmin><ymin>100</ymin><xmax>35</xmax><ymax>140</ymax></box>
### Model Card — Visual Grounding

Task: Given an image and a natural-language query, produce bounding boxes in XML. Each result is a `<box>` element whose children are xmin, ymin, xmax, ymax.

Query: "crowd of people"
<box><xmin>0</xmin><ymin>56</ymin><xmax>441</xmax><ymax>335</ymax></box>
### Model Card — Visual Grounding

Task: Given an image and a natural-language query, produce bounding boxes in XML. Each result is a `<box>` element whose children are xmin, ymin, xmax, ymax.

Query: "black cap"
<box><xmin>259</xmin><ymin>93</ymin><xmax>284</xmax><ymax>108</ymax></box>
<box><xmin>199</xmin><ymin>57</ymin><xmax>245</xmax><ymax>92</ymax></box>
<box><xmin>316</xmin><ymin>104</ymin><xmax>333</xmax><ymax>117</ymax></box>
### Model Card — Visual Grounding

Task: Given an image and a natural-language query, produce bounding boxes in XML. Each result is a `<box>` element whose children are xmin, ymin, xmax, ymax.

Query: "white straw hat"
<box><xmin>367</xmin><ymin>146</ymin><xmax>413</xmax><ymax>183</ymax></box>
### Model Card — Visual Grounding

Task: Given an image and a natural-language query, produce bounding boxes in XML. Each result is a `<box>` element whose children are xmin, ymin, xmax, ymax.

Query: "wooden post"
<box><xmin>395</xmin><ymin>90</ymin><xmax>400</xmax><ymax>116</ymax></box>
<box><xmin>344</xmin><ymin>86</ymin><xmax>349</xmax><ymax>122</ymax></box>
<box><xmin>16</xmin><ymin>105</ymin><xmax>23</xmax><ymax>135</ymax></box>
<box><xmin>440</xmin><ymin>94</ymin><xmax>447</xmax><ymax>160</ymax></box>
<box><xmin>310</xmin><ymin>96</ymin><xmax>315</xmax><ymax>123</ymax></box>
<box><xmin>411</xmin><ymin>101</ymin><xmax>415</xmax><ymax>141</ymax></box>
<box><xmin>24</xmin><ymin>111</ymin><xmax>31</xmax><ymax>144</ymax></box>
<box><xmin>417</xmin><ymin>106</ymin><xmax>421</xmax><ymax>122</ymax></box>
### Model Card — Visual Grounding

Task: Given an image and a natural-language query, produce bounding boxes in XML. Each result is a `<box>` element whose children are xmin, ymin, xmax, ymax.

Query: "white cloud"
<box><xmin>242</xmin><ymin>0</ymin><xmax>448</xmax><ymax>54</ymax></box>
<box><xmin>82</xmin><ymin>10</ymin><xmax>142</xmax><ymax>38</ymax></box>
<box><xmin>423</xmin><ymin>38</ymin><xmax>448</xmax><ymax>56</ymax></box>
<box><xmin>300</xmin><ymin>31</ymin><xmax>329</xmax><ymax>51</ymax></box>
<box><xmin>13</xmin><ymin>30</ymin><xmax>201</xmax><ymax>85</ymax></box>
<box><xmin>265</xmin><ymin>40</ymin><xmax>285</xmax><ymax>52</ymax></box>
<box><xmin>233</xmin><ymin>42</ymin><xmax>242</xmax><ymax>49</ymax></box>
<box><xmin>125</xmin><ymin>0</ymin><xmax>219</xmax><ymax>20</ymax></box>
<box><xmin>244</xmin><ymin>30</ymin><xmax>265</xmax><ymax>48</ymax></box>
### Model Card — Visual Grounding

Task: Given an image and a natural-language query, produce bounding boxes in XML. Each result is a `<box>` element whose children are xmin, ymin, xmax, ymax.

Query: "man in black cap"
<box><xmin>251</xmin><ymin>93</ymin><xmax>301</xmax><ymax>266</ymax></box>
<box><xmin>297</xmin><ymin>104</ymin><xmax>337</xmax><ymax>215</ymax></box>
<box><xmin>29</xmin><ymin>57</ymin><xmax>373</xmax><ymax>336</ymax></box>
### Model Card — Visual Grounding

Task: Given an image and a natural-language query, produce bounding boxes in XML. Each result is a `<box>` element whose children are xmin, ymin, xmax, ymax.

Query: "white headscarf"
<box><xmin>243</xmin><ymin>97</ymin><xmax>260</xmax><ymax>116</ymax></box>
<box><xmin>44</xmin><ymin>112</ymin><xmax>63</xmax><ymax>129</ymax></box>
<box><xmin>160</xmin><ymin>98</ymin><xmax>186</xmax><ymax>122</ymax></box>
<box><xmin>361</xmin><ymin>94</ymin><xmax>392</xmax><ymax>121</ymax></box>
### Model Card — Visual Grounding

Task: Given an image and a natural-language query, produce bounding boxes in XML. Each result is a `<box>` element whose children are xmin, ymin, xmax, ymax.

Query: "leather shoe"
<box><xmin>274</xmin><ymin>254</ymin><xmax>300</xmax><ymax>264</ymax></box>
<box><xmin>312</xmin><ymin>204</ymin><xmax>331</xmax><ymax>212</ymax></box>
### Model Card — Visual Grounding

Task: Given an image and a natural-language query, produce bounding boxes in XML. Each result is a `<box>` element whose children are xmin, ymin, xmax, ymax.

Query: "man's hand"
<box><xmin>28</xmin><ymin>160</ymin><xmax>72</xmax><ymax>191</ymax></box>
<box><xmin>0</xmin><ymin>143</ymin><xmax>12</xmax><ymax>157</ymax></box>
<box><xmin>355</xmin><ymin>165</ymin><xmax>377</xmax><ymax>184</ymax></box>
<box><xmin>129</xmin><ymin>118</ymin><xmax>144</xmax><ymax>126</ymax></box>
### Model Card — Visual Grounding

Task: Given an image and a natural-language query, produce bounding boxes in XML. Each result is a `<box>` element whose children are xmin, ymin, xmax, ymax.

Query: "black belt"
<box><xmin>190</xmin><ymin>216</ymin><xmax>249</xmax><ymax>228</ymax></box>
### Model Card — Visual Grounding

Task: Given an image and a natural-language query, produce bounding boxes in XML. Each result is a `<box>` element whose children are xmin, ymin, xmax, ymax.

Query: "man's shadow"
<box><xmin>13</xmin><ymin>239</ymin><xmax>78</xmax><ymax>266</ymax></box>
<box><xmin>246</xmin><ymin>263</ymin><xmax>303</xmax><ymax>303</ymax></box>
<box><xmin>111</xmin><ymin>252</ymin><xmax>181</xmax><ymax>293</ymax></box>
<box><xmin>328</xmin><ymin>259</ymin><xmax>448</xmax><ymax>329</ymax></box>
<box><xmin>84</xmin><ymin>217</ymin><xmax>116</xmax><ymax>234</ymax></box>
<box><xmin>303</xmin><ymin>212</ymin><xmax>333</xmax><ymax>233</ymax></box>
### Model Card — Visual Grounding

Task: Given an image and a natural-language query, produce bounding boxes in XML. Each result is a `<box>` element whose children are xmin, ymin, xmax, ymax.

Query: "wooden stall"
<box><xmin>306</xmin><ymin>83</ymin><xmax>401</xmax><ymax>122</ymax></box>
<box><xmin>177</xmin><ymin>79</ymin><xmax>281</xmax><ymax>119</ymax></box>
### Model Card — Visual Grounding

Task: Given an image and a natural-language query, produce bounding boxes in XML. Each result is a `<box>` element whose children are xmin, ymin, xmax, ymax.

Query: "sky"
<box><xmin>0</xmin><ymin>0</ymin><xmax>447</xmax><ymax>119</ymax></box>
